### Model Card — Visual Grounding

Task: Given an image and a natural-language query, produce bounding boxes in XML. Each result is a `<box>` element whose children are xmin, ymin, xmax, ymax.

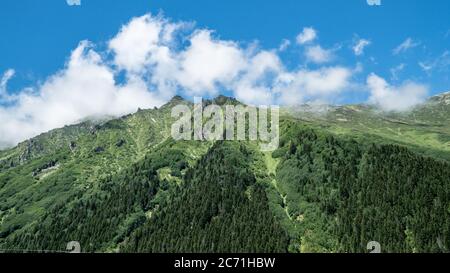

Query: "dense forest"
<box><xmin>2</xmin><ymin>141</ymin><xmax>289</xmax><ymax>253</ymax></box>
<box><xmin>122</xmin><ymin>142</ymin><xmax>289</xmax><ymax>253</ymax></box>
<box><xmin>1</xmin><ymin>140</ymin><xmax>192</xmax><ymax>252</ymax></box>
<box><xmin>0</xmin><ymin>96</ymin><xmax>449</xmax><ymax>253</ymax></box>
<box><xmin>269</xmin><ymin>122</ymin><xmax>449</xmax><ymax>253</ymax></box>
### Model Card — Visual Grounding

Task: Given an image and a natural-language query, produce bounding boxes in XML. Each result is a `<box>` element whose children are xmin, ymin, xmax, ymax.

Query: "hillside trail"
<box><xmin>263</xmin><ymin>151</ymin><xmax>292</xmax><ymax>221</ymax></box>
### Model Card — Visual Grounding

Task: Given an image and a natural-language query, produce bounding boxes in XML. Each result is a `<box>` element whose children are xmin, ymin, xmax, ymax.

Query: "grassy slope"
<box><xmin>0</xmin><ymin>98</ymin><xmax>190</xmax><ymax>240</ymax></box>
<box><xmin>0</xmin><ymin>93</ymin><xmax>449</xmax><ymax>252</ymax></box>
<box><xmin>283</xmin><ymin>94</ymin><xmax>450</xmax><ymax>162</ymax></box>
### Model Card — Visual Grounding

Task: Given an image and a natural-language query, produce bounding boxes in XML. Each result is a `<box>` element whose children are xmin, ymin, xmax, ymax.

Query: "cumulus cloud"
<box><xmin>108</xmin><ymin>14</ymin><xmax>188</xmax><ymax>75</ymax></box>
<box><xmin>304</xmin><ymin>45</ymin><xmax>334</xmax><ymax>63</ymax></box>
<box><xmin>233</xmin><ymin>51</ymin><xmax>283</xmax><ymax>105</ymax></box>
<box><xmin>277</xmin><ymin>67</ymin><xmax>353</xmax><ymax>105</ymax></box>
<box><xmin>0</xmin><ymin>13</ymin><xmax>357</xmax><ymax>147</ymax></box>
<box><xmin>108</xmin><ymin>17</ymin><xmax>246</xmax><ymax>97</ymax></box>
<box><xmin>393</xmin><ymin>38</ymin><xmax>420</xmax><ymax>55</ymax></box>
<box><xmin>352</xmin><ymin>39</ymin><xmax>371</xmax><ymax>56</ymax></box>
<box><xmin>0</xmin><ymin>41</ymin><xmax>164</xmax><ymax>147</ymax></box>
<box><xmin>176</xmin><ymin>30</ymin><xmax>246</xmax><ymax>96</ymax></box>
<box><xmin>108</xmin><ymin>14</ymin><xmax>349</xmax><ymax>104</ymax></box>
<box><xmin>296</xmin><ymin>27</ymin><xmax>317</xmax><ymax>45</ymax></box>
<box><xmin>66</xmin><ymin>0</ymin><xmax>81</xmax><ymax>6</ymax></box>
<box><xmin>109</xmin><ymin>15</ymin><xmax>164</xmax><ymax>72</ymax></box>
<box><xmin>367</xmin><ymin>73</ymin><xmax>428</xmax><ymax>111</ymax></box>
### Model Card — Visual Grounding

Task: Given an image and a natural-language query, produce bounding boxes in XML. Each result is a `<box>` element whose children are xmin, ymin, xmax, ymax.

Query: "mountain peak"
<box><xmin>429</xmin><ymin>91</ymin><xmax>450</xmax><ymax>105</ymax></box>
<box><xmin>209</xmin><ymin>95</ymin><xmax>241</xmax><ymax>106</ymax></box>
<box><xmin>161</xmin><ymin>95</ymin><xmax>188</xmax><ymax>109</ymax></box>
<box><xmin>431</xmin><ymin>91</ymin><xmax>450</xmax><ymax>97</ymax></box>
<box><xmin>171</xmin><ymin>95</ymin><xmax>185</xmax><ymax>101</ymax></box>
<box><xmin>168</xmin><ymin>95</ymin><xmax>186</xmax><ymax>104</ymax></box>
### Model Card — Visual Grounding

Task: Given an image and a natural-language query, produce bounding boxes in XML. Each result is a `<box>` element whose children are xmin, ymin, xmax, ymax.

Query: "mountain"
<box><xmin>0</xmin><ymin>93</ymin><xmax>449</xmax><ymax>253</ymax></box>
<box><xmin>284</xmin><ymin>92</ymin><xmax>450</xmax><ymax>161</ymax></box>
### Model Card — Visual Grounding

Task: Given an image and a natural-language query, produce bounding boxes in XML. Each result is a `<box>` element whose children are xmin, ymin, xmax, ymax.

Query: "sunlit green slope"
<box><xmin>0</xmin><ymin>93</ymin><xmax>448</xmax><ymax>253</ymax></box>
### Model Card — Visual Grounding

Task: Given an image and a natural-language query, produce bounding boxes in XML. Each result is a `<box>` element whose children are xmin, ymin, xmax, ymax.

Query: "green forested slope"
<box><xmin>0</xmin><ymin>95</ymin><xmax>449</xmax><ymax>253</ymax></box>
<box><xmin>266</xmin><ymin>121</ymin><xmax>450</xmax><ymax>253</ymax></box>
<box><xmin>122</xmin><ymin>142</ymin><xmax>289</xmax><ymax>253</ymax></box>
<box><xmin>1</xmin><ymin>139</ymin><xmax>209</xmax><ymax>252</ymax></box>
<box><xmin>0</xmin><ymin>98</ymin><xmax>187</xmax><ymax>242</ymax></box>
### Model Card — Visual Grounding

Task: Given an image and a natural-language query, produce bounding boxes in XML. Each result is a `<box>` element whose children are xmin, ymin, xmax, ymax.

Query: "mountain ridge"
<box><xmin>0</xmin><ymin>91</ymin><xmax>449</xmax><ymax>253</ymax></box>
<box><xmin>2</xmin><ymin>90</ymin><xmax>449</xmax><ymax>151</ymax></box>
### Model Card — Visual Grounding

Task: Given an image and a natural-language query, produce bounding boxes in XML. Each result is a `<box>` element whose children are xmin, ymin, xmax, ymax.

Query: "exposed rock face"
<box><xmin>19</xmin><ymin>140</ymin><xmax>43</xmax><ymax>163</ymax></box>
<box><xmin>69</xmin><ymin>141</ymin><xmax>77</xmax><ymax>151</ymax></box>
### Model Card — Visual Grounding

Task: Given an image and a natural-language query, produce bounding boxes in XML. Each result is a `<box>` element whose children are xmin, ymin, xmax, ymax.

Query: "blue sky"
<box><xmin>0</xmin><ymin>0</ymin><xmax>449</xmax><ymax>146</ymax></box>
<box><xmin>1</xmin><ymin>0</ymin><xmax>449</xmax><ymax>94</ymax></box>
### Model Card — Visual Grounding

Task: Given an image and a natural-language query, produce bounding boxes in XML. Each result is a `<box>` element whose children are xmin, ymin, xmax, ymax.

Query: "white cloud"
<box><xmin>419</xmin><ymin>62</ymin><xmax>433</xmax><ymax>73</ymax></box>
<box><xmin>109</xmin><ymin>14</ymin><xmax>165</xmax><ymax>73</ymax></box>
<box><xmin>393</xmin><ymin>38</ymin><xmax>420</xmax><ymax>55</ymax></box>
<box><xmin>296</xmin><ymin>27</ymin><xmax>317</xmax><ymax>45</ymax></box>
<box><xmin>175</xmin><ymin>30</ymin><xmax>246</xmax><ymax>96</ymax></box>
<box><xmin>233</xmin><ymin>51</ymin><xmax>283</xmax><ymax>105</ymax></box>
<box><xmin>108</xmin><ymin>14</ymin><xmax>191</xmax><ymax>99</ymax></box>
<box><xmin>0</xmin><ymin>69</ymin><xmax>15</xmax><ymax>88</ymax></box>
<box><xmin>352</xmin><ymin>39</ymin><xmax>371</xmax><ymax>56</ymax></box>
<box><xmin>418</xmin><ymin>50</ymin><xmax>450</xmax><ymax>75</ymax></box>
<box><xmin>0</xmin><ymin>13</ymin><xmax>357</xmax><ymax>147</ymax></box>
<box><xmin>0</xmin><ymin>69</ymin><xmax>15</xmax><ymax>99</ymax></box>
<box><xmin>390</xmin><ymin>63</ymin><xmax>405</xmax><ymax>80</ymax></box>
<box><xmin>109</xmin><ymin>17</ymin><xmax>247</xmax><ymax>97</ymax></box>
<box><xmin>66</xmin><ymin>0</ymin><xmax>81</xmax><ymax>6</ymax></box>
<box><xmin>277</xmin><ymin>67</ymin><xmax>353</xmax><ymax>105</ymax></box>
<box><xmin>304</xmin><ymin>45</ymin><xmax>333</xmax><ymax>63</ymax></box>
<box><xmin>278</xmin><ymin>39</ymin><xmax>291</xmax><ymax>52</ymax></box>
<box><xmin>0</xmin><ymin>41</ymin><xmax>164</xmax><ymax>148</ymax></box>
<box><xmin>367</xmin><ymin>73</ymin><xmax>428</xmax><ymax>111</ymax></box>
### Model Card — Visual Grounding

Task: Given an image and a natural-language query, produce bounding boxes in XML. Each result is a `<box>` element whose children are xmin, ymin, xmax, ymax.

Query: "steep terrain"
<box><xmin>265</xmin><ymin>121</ymin><xmax>449</xmax><ymax>252</ymax></box>
<box><xmin>285</xmin><ymin>91</ymin><xmax>450</xmax><ymax>161</ymax></box>
<box><xmin>0</xmin><ymin>93</ymin><xmax>449</xmax><ymax>253</ymax></box>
